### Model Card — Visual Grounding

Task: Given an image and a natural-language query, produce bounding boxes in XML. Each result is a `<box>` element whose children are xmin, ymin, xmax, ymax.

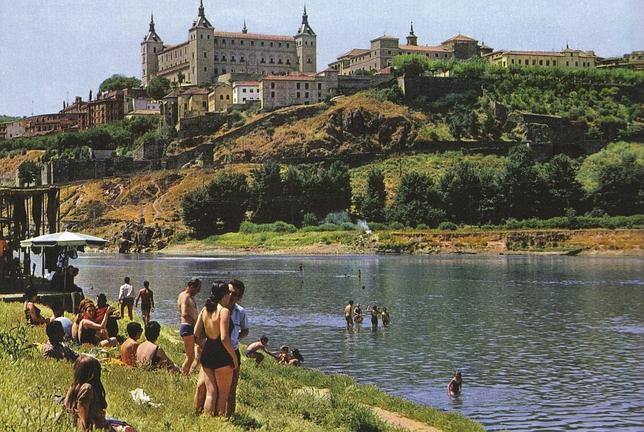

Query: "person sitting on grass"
<box><xmin>43</xmin><ymin>321</ymin><xmax>78</xmax><ymax>362</ymax></box>
<box><xmin>277</xmin><ymin>345</ymin><xmax>291</xmax><ymax>364</ymax></box>
<box><xmin>24</xmin><ymin>286</ymin><xmax>49</xmax><ymax>326</ymax></box>
<box><xmin>245</xmin><ymin>336</ymin><xmax>277</xmax><ymax>365</ymax></box>
<box><xmin>288</xmin><ymin>348</ymin><xmax>304</xmax><ymax>367</ymax></box>
<box><xmin>448</xmin><ymin>371</ymin><xmax>463</xmax><ymax>397</ymax></box>
<box><xmin>75</xmin><ymin>302</ymin><xmax>118</xmax><ymax>348</ymax></box>
<box><xmin>120</xmin><ymin>322</ymin><xmax>143</xmax><ymax>367</ymax></box>
<box><xmin>136</xmin><ymin>321</ymin><xmax>180</xmax><ymax>373</ymax></box>
<box><xmin>64</xmin><ymin>355</ymin><xmax>136</xmax><ymax>432</ymax></box>
<box><xmin>95</xmin><ymin>294</ymin><xmax>120</xmax><ymax>339</ymax></box>
<box><xmin>52</xmin><ymin>303</ymin><xmax>73</xmax><ymax>341</ymax></box>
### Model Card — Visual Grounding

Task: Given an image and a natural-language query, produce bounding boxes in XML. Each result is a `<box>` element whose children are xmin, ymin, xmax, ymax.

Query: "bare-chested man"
<box><xmin>177</xmin><ymin>277</ymin><xmax>201</xmax><ymax>375</ymax></box>
<box><xmin>344</xmin><ymin>300</ymin><xmax>354</xmax><ymax>329</ymax></box>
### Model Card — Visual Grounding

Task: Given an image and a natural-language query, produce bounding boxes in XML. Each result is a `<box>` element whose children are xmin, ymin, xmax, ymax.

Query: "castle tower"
<box><xmin>406</xmin><ymin>22</ymin><xmax>418</xmax><ymax>46</ymax></box>
<box><xmin>294</xmin><ymin>5</ymin><xmax>317</xmax><ymax>73</ymax></box>
<box><xmin>141</xmin><ymin>12</ymin><xmax>164</xmax><ymax>86</ymax></box>
<box><xmin>189</xmin><ymin>0</ymin><xmax>215</xmax><ymax>85</ymax></box>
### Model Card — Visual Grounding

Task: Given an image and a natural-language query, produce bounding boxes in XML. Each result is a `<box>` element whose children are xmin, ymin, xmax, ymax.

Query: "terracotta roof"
<box><xmin>441</xmin><ymin>34</ymin><xmax>478</xmax><ymax>44</ymax></box>
<box><xmin>162</xmin><ymin>41</ymin><xmax>189</xmax><ymax>52</ymax></box>
<box><xmin>214</xmin><ymin>31</ymin><xmax>294</xmax><ymax>42</ymax></box>
<box><xmin>493</xmin><ymin>50</ymin><xmax>565</xmax><ymax>57</ymax></box>
<box><xmin>262</xmin><ymin>74</ymin><xmax>317</xmax><ymax>81</ymax></box>
<box><xmin>337</xmin><ymin>48</ymin><xmax>370</xmax><ymax>59</ymax></box>
<box><xmin>400</xmin><ymin>44</ymin><xmax>451</xmax><ymax>53</ymax></box>
<box><xmin>233</xmin><ymin>81</ymin><xmax>260</xmax><ymax>86</ymax></box>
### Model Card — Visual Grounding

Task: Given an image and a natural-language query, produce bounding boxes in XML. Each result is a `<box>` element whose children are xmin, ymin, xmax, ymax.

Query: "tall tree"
<box><xmin>592</xmin><ymin>154</ymin><xmax>644</xmax><ymax>215</ymax></box>
<box><xmin>207</xmin><ymin>172</ymin><xmax>250</xmax><ymax>232</ymax></box>
<box><xmin>250</xmin><ymin>161</ymin><xmax>284</xmax><ymax>223</ymax></box>
<box><xmin>389</xmin><ymin>172</ymin><xmax>444</xmax><ymax>227</ymax></box>
<box><xmin>98</xmin><ymin>74</ymin><xmax>142</xmax><ymax>93</ymax></box>
<box><xmin>502</xmin><ymin>145</ymin><xmax>544</xmax><ymax>220</ymax></box>
<box><xmin>146</xmin><ymin>76</ymin><xmax>171</xmax><ymax>100</ymax></box>
<box><xmin>357</xmin><ymin>168</ymin><xmax>387</xmax><ymax>222</ymax></box>
<box><xmin>440</xmin><ymin>160</ymin><xmax>484</xmax><ymax>224</ymax></box>
<box><xmin>180</xmin><ymin>187</ymin><xmax>214</xmax><ymax>238</ymax></box>
<box><xmin>541</xmin><ymin>154</ymin><xmax>583</xmax><ymax>217</ymax></box>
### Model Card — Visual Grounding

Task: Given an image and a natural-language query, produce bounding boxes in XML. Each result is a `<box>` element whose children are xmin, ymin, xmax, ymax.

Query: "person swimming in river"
<box><xmin>353</xmin><ymin>303</ymin><xmax>363</xmax><ymax>324</ymax></box>
<box><xmin>448</xmin><ymin>371</ymin><xmax>462</xmax><ymax>397</ymax></box>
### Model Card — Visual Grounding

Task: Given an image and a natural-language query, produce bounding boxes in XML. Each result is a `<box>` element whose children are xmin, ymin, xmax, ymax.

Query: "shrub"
<box><xmin>389</xmin><ymin>222</ymin><xmax>405</xmax><ymax>230</ymax></box>
<box><xmin>301</xmin><ymin>223</ymin><xmax>341</xmax><ymax>232</ymax></box>
<box><xmin>340</xmin><ymin>222</ymin><xmax>358</xmax><ymax>231</ymax></box>
<box><xmin>438</xmin><ymin>221</ymin><xmax>458</xmax><ymax>231</ymax></box>
<box><xmin>302</xmin><ymin>212</ymin><xmax>318</xmax><ymax>227</ymax></box>
<box><xmin>368</xmin><ymin>222</ymin><xmax>389</xmax><ymax>231</ymax></box>
<box><xmin>416</xmin><ymin>223</ymin><xmax>429</xmax><ymax>230</ymax></box>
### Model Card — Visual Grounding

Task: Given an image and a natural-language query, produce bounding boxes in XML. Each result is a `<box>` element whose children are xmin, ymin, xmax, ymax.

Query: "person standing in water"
<box><xmin>381</xmin><ymin>307</ymin><xmax>391</xmax><ymax>327</ymax></box>
<box><xmin>118</xmin><ymin>277</ymin><xmax>135</xmax><ymax>321</ymax></box>
<box><xmin>344</xmin><ymin>300</ymin><xmax>354</xmax><ymax>329</ymax></box>
<box><xmin>135</xmin><ymin>280</ymin><xmax>155</xmax><ymax>325</ymax></box>
<box><xmin>177</xmin><ymin>277</ymin><xmax>202</xmax><ymax>375</ymax></box>
<box><xmin>367</xmin><ymin>305</ymin><xmax>379</xmax><ymax>329</ymax></box>
<box><xmin>353</xmin><ymin>303</ymin><xmax>363</xmax><ymax>324</ymax></box>
<box><xmin>448</xmin><ymin>371</ymin><xmax>463</xmax><ymax>397</ymax></box>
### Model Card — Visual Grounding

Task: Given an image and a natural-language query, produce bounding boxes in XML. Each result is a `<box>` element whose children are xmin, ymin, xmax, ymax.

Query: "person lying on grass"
<box><xmin>43</xmin><ymin>320</ymin><xmax>78</xmax><ymax>362</ymax></box>
<box><xmin>64</xmin><ymin>355</ymin><xmax>136</xmax><ymax>432</ymax></box>
<box><xmin>136</xmin><ymin>321</ymin><xmax>180</xmax><ymax>373</ymax></box>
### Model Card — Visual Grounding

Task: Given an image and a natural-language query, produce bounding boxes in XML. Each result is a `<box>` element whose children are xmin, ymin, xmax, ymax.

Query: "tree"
<box><xmin>207</xmin><ymin>172</ymin><xmax>249</xmax><ymax>232</ymax></box>
<box><xmin>389</xmin><ymin>172</ymin><xmax>444</xmax><ymax>227</ymax></box>
<box><xmin>283</xmin><ymin>166</ymin><xmax>305</xmax><ymax>226</ymax></box>
<box><xmin>540</xmin><ymin>154</ymin><xmax>583</xmax><ymax>217</ymax></box>
<box><xmin>301</xmin><ymin>162</ymin><xmax>352</xmax><ymax>218</ymax></box>
<box><xmin>181</xmin><ymin>187</ymin><xmax>214</xmax><ymax>238</ymax></box>
<box><xmin>357</xmin><ymin>168</ymin><xmax>387</xmax><ymax>222</ymax></box>
<box><xmin>250</xmin><ymin>161</ymin><xmax>284</xmax><ymax>223</ymax></box>
<box><xmin>392</xmin><ymin>54</ymin><xmax>431</xmax><ymax>77</ymax></box>
<box><xmin>592</xmin><ymin>154</ymin><xmax>644</xmax><ymax>215</ymax></box>
<box><xmin>440</xmin><ymin>160</ymin><xmax>484</xmax><ymax>224</ymax></box>
<box><xmin>147</xmin><ymin>76</ymin><xmax>171</xmax><ymax>100</ymax></box>
<box><xmin>502</xmin><ymin>145</ymin><xmax>544</xmax><ymax>220</ymax></box>
<box><xmin>98</xmin><ymin>74</ymin><xmax>142</xmax><ymax>93</ymax></box>
<box><xmin>18</xmin><ymin>160</ymin><xmax>41</xmax><ymax>186</ymax></box>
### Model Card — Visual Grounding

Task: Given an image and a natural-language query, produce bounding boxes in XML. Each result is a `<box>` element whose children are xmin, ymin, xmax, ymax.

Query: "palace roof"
<box><xmin>233</xmin><ymin>81</ymin><xmax>260</xmax><ymax>87</ymax></box>
<box><xmin>441</xmin><ymin>34</ymin><xmax>478</xmax><ymax>44</ymax></box>
<box><xmin>214</xmin><ymin>31</ymin><xmax>295</xmax><ymax>42</ymax></box>
<box><xmin>337</xmin><ymin>49</ymin><xmax>370</xmax><ymax>59</ymax></box>
<box><xmin>400</xmin><ymin>44</ymin><xmax>451</xmax><ymax>52</ymax></box>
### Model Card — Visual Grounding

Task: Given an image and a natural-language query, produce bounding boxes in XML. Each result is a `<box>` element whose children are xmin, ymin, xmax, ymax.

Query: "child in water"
<box><xmin>447</xmin><ymin>371</ymin><xmax>462</xmax><ymax>397</ymax></box>
<box><xmin>381</xmin><ymin>307</ymin><xmax>391</xmax><ymax>326</ymax></box>
<box><xmin>353</xmin><ymin>303</ymin><xmax>363</xmax><ymax>324</ymax></box>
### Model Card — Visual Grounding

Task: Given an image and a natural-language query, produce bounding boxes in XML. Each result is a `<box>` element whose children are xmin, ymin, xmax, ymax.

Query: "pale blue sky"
<box><xmin>0</xmin><ymin>0</ymin><xmax>642</xmax><ymax>116</ymax></box>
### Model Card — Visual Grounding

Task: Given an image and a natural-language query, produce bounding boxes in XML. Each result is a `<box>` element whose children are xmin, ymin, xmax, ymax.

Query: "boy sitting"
<box><xmin>43</xmin><ymin>321</ymin><xmax>78</xmax><ymax>362</ymax></box>
<box><xmin>120</xmin><ymin>322</ymin><xmax>143</xmax><ymax>367</ymax></box>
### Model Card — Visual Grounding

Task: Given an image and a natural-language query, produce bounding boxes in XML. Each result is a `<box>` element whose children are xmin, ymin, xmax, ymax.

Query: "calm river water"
<box><xmin>71</xmin><ymin>254</ymin><xmax>643</xmax><ymax>431</ymax></box>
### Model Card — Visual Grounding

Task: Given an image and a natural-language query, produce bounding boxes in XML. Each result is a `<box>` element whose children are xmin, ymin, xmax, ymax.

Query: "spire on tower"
<box><xmin>410</xmin><ymin>21</ymin><xmax>415</xmax><ymax>35</ymax></box>
<box><xmin>242</xmin><ymin>19</ymin><xmax>248</xmax><ymax>34</ymax></box>
<box><xmin>149</xmin><ymin>12</ymin><xmax>155</xmax><ymax>32</ymax></box>
<box><xmin>144</xmin><ymin>10</ymin><xmax>162</xmax><ymax>42</ymax></box>
<box><xmin>297</xmin><ymin>4</ymin><xmax>315</xmax><ymax>35</ymax></box>
<box><xmin>192</xmin><ymin>0</ymin><xmax>212</xmax><ymax>28</ymax></box>
<box><xmin>406</xmin><ymin>20</ymin><xmax>418</xmax><ymax>46</ymax></box>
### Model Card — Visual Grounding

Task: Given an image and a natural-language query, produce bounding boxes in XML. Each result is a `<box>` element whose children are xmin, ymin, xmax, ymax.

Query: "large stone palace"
<box><xmin>142</xmin><ymin>1</ymin><xmax>316</xmax><ymax>86</ymax></box>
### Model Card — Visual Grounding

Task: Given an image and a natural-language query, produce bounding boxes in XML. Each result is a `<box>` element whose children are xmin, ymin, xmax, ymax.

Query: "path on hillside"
<box><xmin>370</xmin><ymin>406</ymin><xmax>442</xmax><ymax>432</ymax></box>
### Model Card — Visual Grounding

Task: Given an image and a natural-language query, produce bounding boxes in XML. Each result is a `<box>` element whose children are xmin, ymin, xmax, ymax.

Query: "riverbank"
<box><xmin>0</xmin><ymin>302</ymin><xmax>482</xmax><ymax>432</ymax></box>
<box><xmin>163</xmin><ymin>228</ymin><xmax>643</xmax><ymax>256</ymax></box>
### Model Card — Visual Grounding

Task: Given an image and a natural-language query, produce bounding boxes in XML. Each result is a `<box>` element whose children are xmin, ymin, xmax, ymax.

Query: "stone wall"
<box><xmin>41</xmin><ymin>158</ymin><xmax>153</xmax><ymax>185</ymax></box>
<box><xmin>177</xmin><ymin>112</ymin><xmax>227</xmax><ymax>138</ymax></box>
<box><xmin>397</xmin><ymin>76</ymin><xmax>482</xmax><ymax>100</ymax></box>
<box><xmin>338</xmin><ymin>75</ymin><xmax>394</xmax><ymax>95</ymax></box>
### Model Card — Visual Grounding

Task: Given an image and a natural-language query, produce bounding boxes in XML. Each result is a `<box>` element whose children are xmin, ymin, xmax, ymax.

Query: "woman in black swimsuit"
<box><xmin>24</xmin><ymin>286</ymin><xmax>48</xmax><ymax>325</ymax></box>
<box><xmin>194</xmin><ymin>281</ymin><xmax>238</xmax><ymax>417</ymax></box>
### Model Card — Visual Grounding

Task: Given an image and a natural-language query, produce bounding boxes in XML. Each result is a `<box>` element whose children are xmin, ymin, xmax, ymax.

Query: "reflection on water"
<box><xmin>72</xmin><ymin>254</ymin><xmax>644</xmax><ymax>432</ymax></box>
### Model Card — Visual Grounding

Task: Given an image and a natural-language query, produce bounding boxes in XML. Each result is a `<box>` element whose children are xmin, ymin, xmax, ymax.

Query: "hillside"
<box><xmin>0</xmin><ymin>150</ymin><xmax>45</xmax><ymax>185</ymax></box>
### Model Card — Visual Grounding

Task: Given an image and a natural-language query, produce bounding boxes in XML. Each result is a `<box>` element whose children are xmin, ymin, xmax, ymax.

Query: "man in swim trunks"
<box><xmin>245</xmin><ymin>336</ymin><xmax>276</xmax><ymax>365</ymax></box>
<box><xmin>177</xmin><ymin>277</ymin><xmax>201</xmax><ymax>375</ymax></box>
<box><xmin>344</xmin><ymin>300</ymin><xmax>354</xmax><ymax>329</ymax></box>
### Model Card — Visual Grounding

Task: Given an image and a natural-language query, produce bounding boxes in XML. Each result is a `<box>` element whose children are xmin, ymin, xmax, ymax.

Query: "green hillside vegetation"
<box><xmin>389</xmin><ymin>56</ymin><xmax>644</xmax><ymax>142</ymax></box>
<box><xmin>0</xmin><ymin>115</ymin><xmax>20</xmax><ymax>123</ymax></box>
<box><xmin>0</xmin><ymin>302</ymin><xmax>482</xmax><ymax>432</ymax></box>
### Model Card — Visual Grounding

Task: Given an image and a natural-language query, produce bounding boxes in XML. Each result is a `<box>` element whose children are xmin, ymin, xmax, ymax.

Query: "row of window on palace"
<box><xmin>268</xmin><ymin>82</ymin><xmax>323</xmax><ymax>90</ymax></box>
<box><xmin>191</xmin><ymin>33</ymin><xmax>314</xmax><ymax>48</ymax></box>
<box><xmin>503</xmin><ymin>58</ymin><xmax>592</xmax><ymax>67</ymax></box>
<box><xmin>269</xmin><ymin>91</ymin><xmax>323</xmax><ymax>99</ymax></box>
<box><xmin>349</xmin><ymin>50</ymin><xmax>449</xmax><ymax>64</ymax></box>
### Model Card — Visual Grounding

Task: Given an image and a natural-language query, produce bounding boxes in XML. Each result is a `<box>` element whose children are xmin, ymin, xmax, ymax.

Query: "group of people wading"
<box><xmin>344</xmin><ymin>300</ymin><xmax>391</xmax><ymax>330</ymax></box>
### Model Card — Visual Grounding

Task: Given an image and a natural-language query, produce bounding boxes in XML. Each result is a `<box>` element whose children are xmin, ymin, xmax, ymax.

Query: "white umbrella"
<box><xmin>20</xmin><ymin>231</ymin><xmax>108</xmax><ymax>248</ymax></box>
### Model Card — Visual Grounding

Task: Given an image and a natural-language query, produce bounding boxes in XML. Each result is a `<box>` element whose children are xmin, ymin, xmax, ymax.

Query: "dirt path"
<box><xmin>370</xmin><ymin>406</ymin><xmax>442</xmax><ymax>432</ymax></box>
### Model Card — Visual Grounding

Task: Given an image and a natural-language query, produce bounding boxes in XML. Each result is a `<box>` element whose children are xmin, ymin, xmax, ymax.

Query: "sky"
<box><xmin>0</xmin><ymin>0</ymin><xmax>642</xmax><ymax>117</ymax></box>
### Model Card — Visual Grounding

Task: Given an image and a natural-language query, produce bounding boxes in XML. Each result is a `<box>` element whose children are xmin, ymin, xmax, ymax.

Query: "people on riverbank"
<box><xmin>227</xmin><ymin>279</ymin><xmax>248</xmax><ymax>415</ymax></box>
<box><xmin>368</xmin><ymin>305</ymin><xmax>380</xmax><ymax>329</ymax></box>
<box><xmin>118</xmin><ymin>277</ymin><xmax>135</xmax><ymax>321</ymax></box>
<box><xmin>135</xmin><ymin>281</ymin><xmax>154</xmax><ymax>325</ymax></box>
<box><xmin>64</xmin><ymin>355</ymin><xmax>135</xmax><ymax>432</ymax></box>
<box><xmin>277</xmin><ymin>345</ymin><xmax>291</xmax><ymax>364</ymax></box>
<box><xmin>95</xmin><ymin>294</ymin><xmax>120</xmax><ymax>339</ymax></box>
<box><xmin>75</xmin><ymin>302</ymin><xmax>118</xmax><ymax>347</ymax></box>
<box><xmin>52</xmin><ymin>303</ymin><xmax>73</xmax><ymax>340</ymax></box>
<box><xmin>289</xmin><ymin>349</ymin><xmax>304</xmax><ymax>366</ymax></box>
<box><xmin>24</xmin><ymin>286</ymin><xmax>49</xmax><ymax>325</ymax></box>
<box><xmin>344</xmin><ymin>300</ymin><xmax>354</xmax><ymax>329</ymax></box>
<box><xmin>448</xmin><ymin>371</ymin><xmax>462</xmax><ymax>397</ymax></box>
<box><xmin>194</xmin><ymin>281</ymin><xmax>238</xmax><ymax>417</ymax></box>
<box><xmin>381</xmin><ymin>307</ymin><xmax>391</xmax><ymax>327</ymax></box>
<box><xmin>136</xmin><ymin>321</ymin><xmax>180</xmax><ymax>373</ymax></box>
<box><xmin>120</xmin><ymin>322</ymin><xmax>143</xmax><ymax>367</ymax></box>
<box><xmin>245</xmin><ymin>336</ymin><xmax>276</xmax><ymax>365</ymax></box>
<box><xmin>177</xmin><ymin>277</ymin><xmax>201</xmax><ymax>375</ymax></box>
<box><xmin>43</xmin><ymin>320</ymin><xmax>78</xmax><ymax>362</ymax></box>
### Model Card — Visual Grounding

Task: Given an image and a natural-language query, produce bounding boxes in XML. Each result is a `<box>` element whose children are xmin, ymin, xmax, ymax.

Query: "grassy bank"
<box><xmin>0</xmin><ymin>302</ymin><xmax>482</xmax><ymax>432</ymax></box>
<box><xmin>165</xmin><ymin>227</ymin><xmax>643</xmax><ymax>256</ymax></box>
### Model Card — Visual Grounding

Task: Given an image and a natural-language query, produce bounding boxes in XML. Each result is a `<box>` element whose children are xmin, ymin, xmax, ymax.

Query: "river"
<box><xmin>71</xmin><ymin>254</ymin><xmax>643</xmax><ymax>431</ymax></box>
